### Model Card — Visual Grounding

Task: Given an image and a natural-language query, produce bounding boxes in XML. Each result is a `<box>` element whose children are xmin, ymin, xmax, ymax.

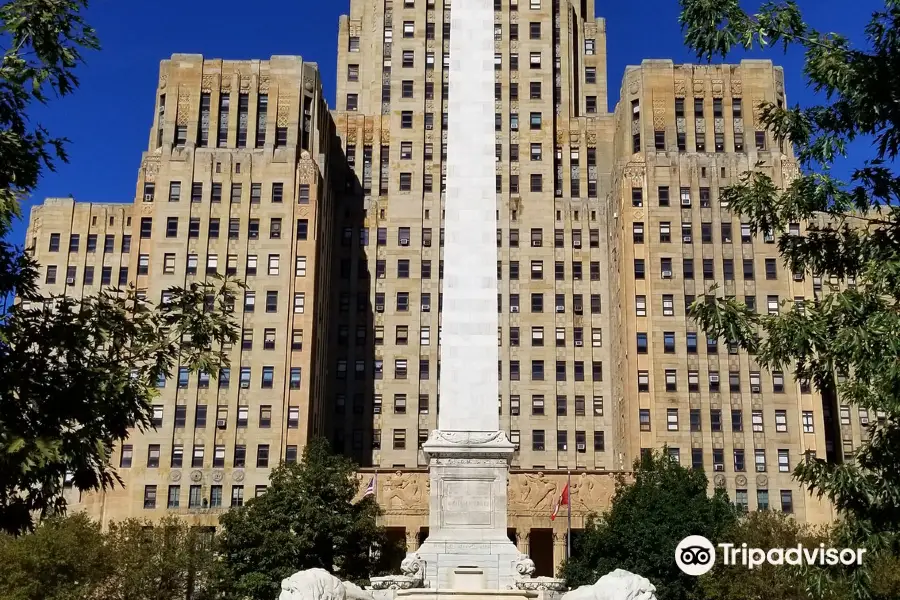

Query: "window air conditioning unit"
<box><xmin>575</xmin><ymin>340</ymin><xmax>583</xmax><ymax>347</ymax></box>
<box><xmin>576</xmin><ymin>443</ymin><xmax>586</xmax><ymax>451</ymax></box>
<box><xmin>714</xmin><ymin>464</ymin><xmax>724</xmax><ymax>471</ymax></box>
<box><xmin>510</xmin><ymin>306</ymin><xmax>520</xmax><ymax>313</ymax></box>
<box><xmin>421</xmin><ymin>304</ymin><xmax>430</xmax><ymax>311</ymax></box>
<box><xmin>556</xmin><ymin>305</ymin><xmax>565</xmax><ymax>312</ymax></box>
<box><xmin>240</xmin><ymin>381</ymin><xmax>250</xmax><ymax>389</ymax></box>
<box><xmin>531</xmin><ymin>241</ymin><xmax>541</xmax><ymax>247</ymax></box>
<box><xmin>375</xmin><ymin>304</ymin><xmax>385</xmax><ymax>312</ymax></box>
<box><xmin>400</xmin><ymin>239</ymin><xmax>410</xmax><ymax>246</ymax></box>
<box><xmin>216</xmin><ymin>419</ymin><xmax>226</xmax><ymax>429</ymax></box>
<box><xmin>681</xmin><ymin>198</ymin><xmax>691</xmax><ymax>206</ymax></box>
<box><xmin>683</xmin><ymin>235</ymin><xmax>692</xmax><ymax>243</ymax></box>
<box><xmin>378</xmin><ymin>273</ymin><xmax>386</xmax><ymax>278</ymax></box>
<box><xmin>66</xmin><ymin>277</ymin><xmax>75</xmax><ymax>285</ymax></box>
<box><xmin>573</xmin><ymin>241</ymin><xmax>581</xmax><ymax>248</ymax></box>
<box><xmin>144</xmin><ymin>194</ymin><xmax>154</xmax><ymax>202</ymax></box>
<box><xmin>662</xmin><ymin>270</ymin><xmax>673</xmax><ymax>278</ymax></box>
<box><xmin>751</xmin><ymin>385</ymin><xmax>761</xmax><ymax>393</ymax></box>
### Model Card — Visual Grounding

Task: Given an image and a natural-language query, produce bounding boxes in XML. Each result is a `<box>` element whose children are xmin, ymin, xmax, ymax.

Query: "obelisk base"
<box><xmin>409</xmin><ymin>431</ymin><xmax>524</xmax><ymax>590</ymax></box>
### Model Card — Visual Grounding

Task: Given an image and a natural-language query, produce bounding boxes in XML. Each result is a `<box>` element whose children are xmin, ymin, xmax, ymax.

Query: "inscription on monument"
<box><xmin>445</xmin><ymin>543</ymin><xmax>492</xmax><ymax>554</ymax></box>
<box><xmin>441</xmin><ymin>480</ymin><xmax>493</xmax><ymax>527</ymax></box>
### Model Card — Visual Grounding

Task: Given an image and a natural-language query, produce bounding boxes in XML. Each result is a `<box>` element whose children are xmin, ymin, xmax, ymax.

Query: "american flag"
<box><xmin>363</xmin><ymin>475</ymin><xmax>376</xmax><ymax>497</ymax></box>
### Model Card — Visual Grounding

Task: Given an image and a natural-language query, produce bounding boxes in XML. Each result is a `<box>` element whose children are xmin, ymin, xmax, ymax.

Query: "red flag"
<box><xmin>551</xmin><ymin>483</ymin><xmax>569</xmax><ymax>521</ymax></box>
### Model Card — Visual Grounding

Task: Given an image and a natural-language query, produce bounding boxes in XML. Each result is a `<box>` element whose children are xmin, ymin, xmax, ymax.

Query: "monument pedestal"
<box><xmin>412</xmin><ymin>430</ymin><xmax>524</xmax><ymax>590</ymax></box>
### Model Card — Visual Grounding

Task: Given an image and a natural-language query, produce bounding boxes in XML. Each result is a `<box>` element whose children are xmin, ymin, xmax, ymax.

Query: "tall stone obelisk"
<box><xmin>414</xmin><ymin>0</ymin><xmax>523</xmax><ymax>590</ymax></box>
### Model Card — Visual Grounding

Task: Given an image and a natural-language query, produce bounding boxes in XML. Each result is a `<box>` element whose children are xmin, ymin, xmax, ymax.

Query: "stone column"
<box><xmin>552</xmin><ymin>532</ymin><xmax>567</xmax><ymax>576</ymax></box>
<box><xmin>516</xmin><ymin>530</ymin><xmax>530</xmax><ymax>555</ymax></box>
<box><xmin>406</xmin><ymin>528</ymin><xmax>420</xmax><ymax>553</ymax></box>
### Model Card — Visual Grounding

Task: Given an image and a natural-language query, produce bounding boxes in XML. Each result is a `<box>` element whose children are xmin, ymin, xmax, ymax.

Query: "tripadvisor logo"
<box><xmin>675</xmin><ymin>535</ymin><xmax>867</xmax><ymax>576</ymax></box>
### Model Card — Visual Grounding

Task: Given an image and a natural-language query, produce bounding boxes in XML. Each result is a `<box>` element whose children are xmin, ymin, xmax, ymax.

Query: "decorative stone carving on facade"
<box><xmin>176</xmin><ymin>92</ymin><xmax>192</xmax><ymax>126</ymax></box>
<box><xmin>201</xmin><ymin>75</ymin><xmax>216</xmax><ymax>93</ymax></box>
<box><xmin>190</xmin><ymin>470</ymin><xmax>203</xmax><ymax>482</ymax></box>
<box><xmin>586</xmin><ymin>130</ymin><xmax>597</xmax><ymax>145</ymax></box>
<box><xmin>510</xmin><ymin>9</ymin><xmax>518</xmax><ymax>21</ymax></box>
<box><xmin>693</xmin><ymin>81</ymin><xmax>704</xmax><ymax>95</ymax></box>
<box><xmin>169</xmin><ymin>470</ymin><xmax>182</xmax><ymax>482</ymax></box>
<box><xmin>364</xmin><ymin>120</ymin><xmax>375</xmax><ymax>143</ymax></box>
<box><xmin>695</xmin><ymin>117</ymin><xmax>706</xmax><ymax>134</ymax></box>
<box><xmin>381</xmin><ymin>471</ymin><xmax>427</xmax><ymax>513</ymax></box>
<box><xmin>675</xmin><ymin>117</ymin><xmax>686</xmax><ymax>133</ymax></box>
<box><xmin>652</xmin><ymin>99</ymin><xmax>666</xmax><ymax>130</ymax></box>
<box><xmin>349</xmin><ymin>20</ymin><xmax>362</xmax><ymax>36</ymax></box>
<box><xmin>631</xmin><ymin>119</ymin><xmax>640</xmax><ymax>135</ymax></box>
<box><xmin>711</xmin><ymin>79</ymin><xmax>724</xmax><ymax>95</ymax></box>
<box><xmin>233</xmin><ymin>470</ymin><xmax>245</xmax><ymax>482</ymax></box>
<box><xmin>734</xmin><ymin>118</ymin><xmax>744</xmax><ymax>134</ymax></box>
<box><xmin>757</xmin><ymin>475</ymin><xmax>769</xmax><ymax>487</ymax></box>
<box><xmin>735</xmin><ymin>474</ymin><xmax>747</xmax><ymax>486</ymax></box>
<box><xmin>142</xmin><ymin>156</ymin><xmax>160</xmax><ymax>182</ymax></box>
<box><xmin>628</xmin><ymin>80</ymin><xmax>639</xmax><ymax>96</ymax></box>
<box><xmin>622</xmin><ymin>160</ymin><xmax>646</xmax><ymax>186</ymax></box>
<box><xmin>753</xmin><ymin>105</ymin><xmax>765</xmax><ymax>126</ymax></box>
<box><xmin>212</xmin><ymin>470</ymin><xmax>224</xmax><ymax>483</ymax></box>
<box><xmin>221</xmin><ymin>75</ymin><xmax>232</xmax><ymax>92</ymax></box>
<box><xmin>782</xmin><ymin>160</ymin><xmax>801</xmax><ymax>185</ymax></box>
<box><xmin>304</xmin><ymin>76</ymin><xmax>315</xmax><ymax>93</ymax></box>
<box><xmin>381</xmin><ymin>128</ymin><xmax>391</xmax><ymax>143</ymax></box>
<box><xmin>714</xmin><ymin>117</ymin><xmax>725</xmax><ymax>134</ymax></box>
<box><xmin>297</xmin><ymin>150</ymin><xmax>319</xmax><ymax>184</ymax></box>
<box><xmin>674</xmin><ymin>79</ymin><xmax>686</xmax><ymax>96</ymax></box>
<box><xmin>731</xmin><ymin>79</ymin><xmax>742</xmax><ymax>95</ymax></box>
<box><xmin>140</xmin><ymin>202</ymin><xmax>154</xmax><ymax>216</ymax></box>
<box><xmin>713</xmin><ymin>474</ymin><xmax>726</xmax><ymax>487</ymax></box>
<box><xmin>259</xmin><ymin>76</ymin><xmax>270</xmax><ymax>93</ymax></box>
<box><xmin>511</xmin><ymin>472</ymin><xmax>559</xmax><ymax>513</ymax></box>
<box><xmin>276</xmin><ymin>101</ymin><xmax>291</xmax><ymax>127</ymax></box>
<box><xmin>240</xmin><ymin>76</ymin><xmax>251</xmax><ymax>92</ymax></box>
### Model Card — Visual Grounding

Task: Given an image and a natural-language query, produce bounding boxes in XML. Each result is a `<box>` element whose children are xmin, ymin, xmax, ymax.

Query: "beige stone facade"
<box><xmin>22</xmin><ymin>0</ymin><xmax>860</xmax><ymax>580</ymax></box>
<box><xmin>30</xmin><ymin>53</ymin><xmax>341</xmax><ymax>525</ymax></box>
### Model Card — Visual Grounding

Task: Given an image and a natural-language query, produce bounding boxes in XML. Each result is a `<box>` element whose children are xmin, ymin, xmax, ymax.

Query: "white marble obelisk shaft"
<box><xmin>438</xmin><ymin>0</ymin><xmax>499</xmax><ymax>433</ymax></box>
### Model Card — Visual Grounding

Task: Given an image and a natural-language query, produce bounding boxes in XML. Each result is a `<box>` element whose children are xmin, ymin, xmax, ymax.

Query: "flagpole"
<box><xmin>566</xmin><ymin>470</ymin><xmax>572</xmax><ymax>561</ymax></box>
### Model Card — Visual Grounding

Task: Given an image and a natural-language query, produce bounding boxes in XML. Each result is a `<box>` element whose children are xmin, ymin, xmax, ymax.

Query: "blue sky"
<box><xmin>12</xmin><ymin>0</ymin><xmax>881</xmax><ymax>246</ymax></box>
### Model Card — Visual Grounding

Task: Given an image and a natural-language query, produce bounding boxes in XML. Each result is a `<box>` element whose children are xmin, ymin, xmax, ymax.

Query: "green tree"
<box><xmin>98</xmin><ymin>516</ymin><xmax>217</xmax><ymax>600</ymax></box>
<box><xmin>216</xmin><ymin>438</ymin><xmax>394</xmax><ymax>600</ymax></box>
<box><xmin>679</xmin><ymin>1</ymin><xmax>900</xmax><ymax>596</ymax></box>
<box><xmin>0</xmin><ymin>512</ymin><xmax>113</xmax><ymax>600</ymax></box>
<box><xmin>698</xmin><ymin>510</ymin><xmax>843</xmax><ymax>600</ymax></box>
<box><xmin>560</xmin><ymin>449</ymin><xmax>738</xmax><ymax>600</ymax></box>
<box><xmin>0</xmin><ymin>1</ymin><xmax>242</xmax><ymax>534</ymax></box>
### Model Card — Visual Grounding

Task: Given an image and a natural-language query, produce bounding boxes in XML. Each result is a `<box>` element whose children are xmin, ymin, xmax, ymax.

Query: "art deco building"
<box><xmin>29</xmin><ymin>54</ymin><xmax>342</xmax><ymax>522</ymax></box>
<box><xmin>24</xmin><ymin>0</ymin><xmax>850</xmax><ymax>579</ymax></box>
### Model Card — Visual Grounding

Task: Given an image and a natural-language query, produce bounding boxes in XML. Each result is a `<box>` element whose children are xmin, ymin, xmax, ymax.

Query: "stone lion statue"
<box><xmin>279</xmin><ymin>568</ymin><xmax>374</xmax><ymax>600</ymax></box>
<box><xmin>562</xmin><ymin>569</ymin><xmax>657</xmax><ymax>600</ymax></box>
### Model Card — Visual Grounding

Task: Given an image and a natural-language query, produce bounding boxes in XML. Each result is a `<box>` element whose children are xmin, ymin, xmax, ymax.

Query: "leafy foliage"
<box><xmin>0</xmin><ymin>512</ymin><xmax>112</xmax><ymax>600</ymax></box>
<box><xmin>0</xmin><ymin>513</ymin><xmax>216</xmax><ymax>600</ymax></box>
<box><xmin>560</xmin><ymin>449</ymin><xmax>738</xmax><ymax>600</ymax></box>
<box><xmin>0</xmin><ymin>279</ymin><xmax>242</xmax><ymax>535</ymax></box>
<box><xmin>215</xmin><ymin>438</ymin><xmax>396</xmax><ymax>600</ymax></box>
<box><xmin>698</xmin><ymin>510</ymin><xmax>844</xmax><ymax>600</ymax></box>
<box><xmin>97</xmin><ymin>516</ymin><xmax>217</xmax><ymax>600</ymax></box>
<box><xmin>679</xmin><ymin>1</ymin><xmax>900</xmax><ymax>597</ymax></box>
